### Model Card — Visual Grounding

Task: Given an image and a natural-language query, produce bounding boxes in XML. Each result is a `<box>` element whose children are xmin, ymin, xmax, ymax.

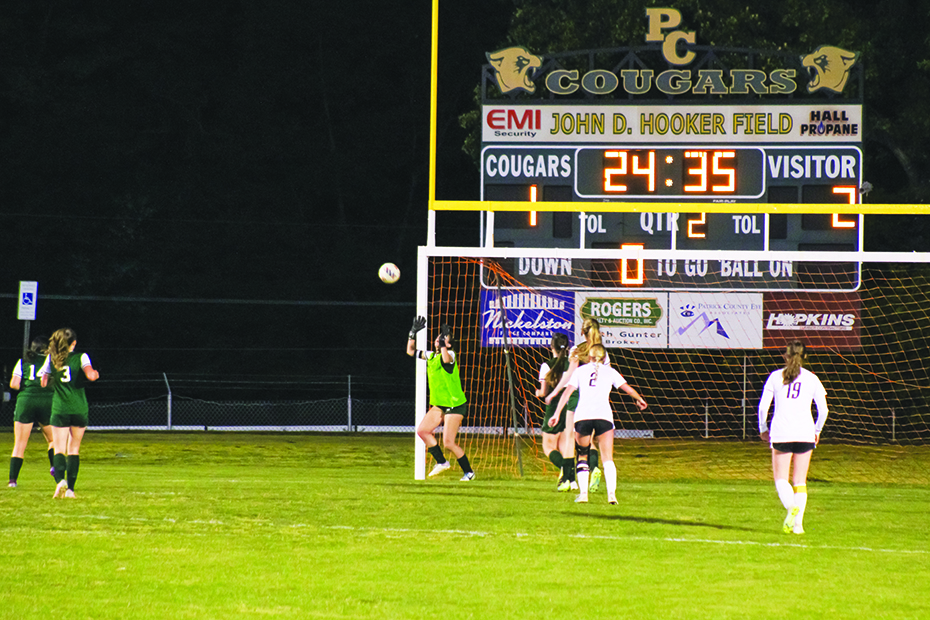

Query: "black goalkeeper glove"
<box><xmin>409</xmin><ymin>315</ymin><xmax>426</xmax><ymax>340</ymax></box>
<box><xmin>440</xmin><ymin>323</ymin><xmax>451</xmax><ymax>339</ymax></box>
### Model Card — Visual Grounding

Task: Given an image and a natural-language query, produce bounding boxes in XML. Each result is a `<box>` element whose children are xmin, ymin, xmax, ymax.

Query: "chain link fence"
<box><xmin>1</xmin><ymin>374</ymin><xmax>416</xmax><ymax>433</ymax></box>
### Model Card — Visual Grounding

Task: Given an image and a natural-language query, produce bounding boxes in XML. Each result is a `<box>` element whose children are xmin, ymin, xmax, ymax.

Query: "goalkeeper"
<box><xmin>406</xmin><ymin>316</ymin><xmax>475</xmax><ymax>481</ymax></box>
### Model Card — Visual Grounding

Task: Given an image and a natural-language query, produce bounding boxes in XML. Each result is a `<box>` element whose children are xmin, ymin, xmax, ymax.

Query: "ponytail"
<box><xmin>48</xmin><ymin>328</ymin><xmax>77</xmax><ymax>371</ymax></box>
<box><xmin>544</xmin><ymin>332</ymin><xmax>570</xmax><ymax>389</ymax></box>
<box><xmin>24</xmin><ymin>336</ymin><xmax>48</xmax><ymax>364</ymax></box>
<box><xmin>574</xmin><ymin>318</ymin><xmax>602</xmax><ymax>364</ymax></box>
<box><xmin>783</xmin><ymin>340</ymin><xmax>806</xmax><ymax>385</ymax></box>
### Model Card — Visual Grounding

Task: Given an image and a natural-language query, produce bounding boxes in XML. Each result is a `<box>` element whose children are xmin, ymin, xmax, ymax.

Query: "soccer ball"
<box><xmin>378</xmin><ymin>262</ymin><xmax>400</xmax><ymax>284</ymax></box>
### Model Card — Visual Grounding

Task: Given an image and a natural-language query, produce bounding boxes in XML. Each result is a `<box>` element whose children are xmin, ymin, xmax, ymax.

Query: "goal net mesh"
<box><xmin>422</xmin><ymin>250</ymin><xmax>930</xmax><ymax>484</ymax></box>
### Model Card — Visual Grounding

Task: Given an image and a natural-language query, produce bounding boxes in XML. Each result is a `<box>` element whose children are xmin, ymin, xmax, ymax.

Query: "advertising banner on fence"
<box><xmin>480</xmin><ymin>289</ymin><xmax>575</xmax><ymax>347</ymax></box>
<box><xmin>668</xmin><ymin>293</ymin><xmax>764</xmax><ymax>349</ymax></box>
<box><xmin>575</xmin><ymin>291</ymin><xmax>669</xmax><ymax>348</ymax></box>
<box><xmin>763</xmin><ymin>292</ymin><xmax>861</xmax><ymax>350</ymax></box>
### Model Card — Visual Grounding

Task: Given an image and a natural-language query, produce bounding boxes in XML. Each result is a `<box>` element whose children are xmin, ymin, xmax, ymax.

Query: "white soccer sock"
<box><xmin>603</xmin><ymin>460</ymin><xmax>617</xmax><ymax>495</ymax></box>
<box><xmin>794</xmin><ymin>485</ymin><xmax>808</xmax><ymax>526</ymax></box>
<box><xmin>577</xmin><ymin>470</ymin><xmax>589</xmax><ymax>495</ymax></box>
<box><xmin>775</xmin><ymin>478</ymin><xmax>795</xmax><ymax>510</ymax></box>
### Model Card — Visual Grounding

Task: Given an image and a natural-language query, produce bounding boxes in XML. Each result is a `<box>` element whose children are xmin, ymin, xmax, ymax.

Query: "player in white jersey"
<box><xmin>549</xmin><ymin>344</ymin><xmax>647</xmax><ymax>504</ymax></box>
<box><xmin>544</xmin><ymin>318</ymin><xmax>610</xmax><ymax>492</ymax></box>
<box><xmin>758</xmin><ymin>341</ymin><xmax>828</xmax><ymax>535</ymax></box>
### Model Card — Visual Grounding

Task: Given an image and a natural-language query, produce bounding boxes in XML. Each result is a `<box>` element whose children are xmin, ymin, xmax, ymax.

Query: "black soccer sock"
<box><xmin>547</xmin><ymin>450</ymin><xmax>564</xmax><ymax>470</ymax></box>
<box><xmin>53</xmin><ymin>453</ymin><xmax>67</xmax><ymax>483</ymax></box>
<box><xmin>457</xmin><ymin>454</ymin><xmax>473</xmax><ymax>474</ymax></box>
<box><xmin>66</xmin><ymin>455</ymin><xmax>80</xmax><ymax>491</ymax></box>
<box><xmin>9</xmin><ymin>457</ymin><xmax>23</xmax><ymax>483</ymax></box>
<box><xmin>564</xmin><ymin>457</ymin><xmax>576</xmax><ymax>482</ymax></box>
<box><xmin>428</xmin><ymin>445</ymin><xmax>447</xmax><ymax>465</ymax></box>
<box><xmin>589</xmin><ymin>448</ymin><xmax>599</xmax><ymax>470</ymax></box>
<box><xmin>48</xmin><ymin>448</ymin><xmax>55</xmax><ymax>468</ymax></box>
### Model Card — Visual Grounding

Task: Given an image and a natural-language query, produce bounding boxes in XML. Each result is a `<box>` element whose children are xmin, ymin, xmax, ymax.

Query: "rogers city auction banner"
<box><xmin>482</xmin><ymin>104</ymin><xmax>862</xmax><ymax>144</ymax></box>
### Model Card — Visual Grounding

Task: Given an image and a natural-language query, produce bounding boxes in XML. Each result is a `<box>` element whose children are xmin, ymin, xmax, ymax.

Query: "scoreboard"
<box><xmin>480</xmin><ymin>104</ymin><xmax>864</xmax><ymax>291</ymax></box>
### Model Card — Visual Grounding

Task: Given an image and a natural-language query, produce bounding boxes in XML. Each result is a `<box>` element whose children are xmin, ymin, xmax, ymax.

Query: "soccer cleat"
<box><xmin>460</xmin><ymin>472</ymin><xmax>475</xmax><ymax>482</ymax></box>
<box><xmin>793</xmin><ymin>524</ymin><xmax>805</xmax><ymax>535</ymax></box>
<box><xmin>64</xmin><ymin>489</ymin><xmax>76</xmax><ymax>498</ymax></box>
<box><xmin>589</xmin><ymin>467</ymin><xmax>602</xmax><ymax>492</ymax></box>
<box><xmin>575</xmin><ymin>494</ymin><xmax>588</xmax><ymax>503</ymax></box>
<box><xmin>783</xmin><ymin>506</ymin><xmax>800</xmax><ymax>533</ymax></box>
<box><xmin>557</xmin><ymin>480</ymin><xmax>571</xmax><ymax>492</ymax></box>
<box><xmin>570</xmin><ymin>481</ymin><xmax>578</xmax><ymax>490</ymax></box>
<box><xmin>50</xmin><ymin>467</ymin><xmax>55</xmax><ymax>478</ymax></box>
<box><xmin>8</xmin><ymin>481</ymin><xmax>16</xmax><ymax>488</ymax></box>
<box><xmin>53</xmin><ymin>479</ymin><xmax>68</xmax><ymax>499</ymax></box>
<box><xmin>428</xmin><ymin>462</ymin><xmax>451</xmax><ymax>477</ymax></box>
<box><xmin>607</xmin><ymin>493</ymin><xmax>618</xmax><ymax>505</ymax></box>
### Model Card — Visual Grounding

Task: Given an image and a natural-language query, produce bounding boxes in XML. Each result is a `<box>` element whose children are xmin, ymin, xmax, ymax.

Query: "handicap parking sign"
<box><xmin>17</xmin><ymin>281</ymin><xmax>37</xmax><ymax>320</ymax></box>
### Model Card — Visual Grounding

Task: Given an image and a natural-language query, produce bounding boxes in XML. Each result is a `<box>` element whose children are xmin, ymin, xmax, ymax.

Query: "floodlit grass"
<box><xmin>1</xmin><ymin>433</ymin><xmax>928</xmax><ymax>619</ymax></box>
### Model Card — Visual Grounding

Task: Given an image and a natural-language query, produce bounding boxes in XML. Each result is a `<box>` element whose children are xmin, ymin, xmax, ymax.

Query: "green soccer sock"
<box><xmin>48</xmin><ymin>448</ymin><xmax>55</xmax><ymax>468</ymax></box>
<box><xmin>564</xmin><ymin>457</ymin><xmax>576</xmax><ymax>482</ymax></box>
<box><xmin>547</xmin><ymin>450</ymin><xmax>564</xmax><ymax>469</ymax></box>
<box><xmin>53</xmin><ymin>454</ymin><xmax>67</xmax><ymax>483</ymax></box>
<box><xmin>66</xmin><ymin>455</ymin><xmax>80</xmax><ymax>491</ymax></box>
<box><xmin>9</xmin><ymin>457</ymin><xmax>23</xmax><ymax>482</ymax></box>
<box><xmin>589</xmin><ymin>448</ymin><xmax>600</xmax><ymax>470</ymax></box>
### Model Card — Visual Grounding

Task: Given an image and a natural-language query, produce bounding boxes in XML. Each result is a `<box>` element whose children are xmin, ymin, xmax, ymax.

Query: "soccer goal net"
<box><xmin>413</xmin><ymin>245</ymin><xmax>930</xmax><ymax>483</ymax></box>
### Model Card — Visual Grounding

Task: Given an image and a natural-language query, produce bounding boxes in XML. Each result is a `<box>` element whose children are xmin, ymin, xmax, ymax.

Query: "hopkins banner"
<box><xmin>480</xmin><ymin>289</ymin><xmax>574</xmax><ymax>347</ymax></box>
<box><xmin>763</xmin><ymin>292</ymin><xmax>861</xmax><ymax>351</ymax></box>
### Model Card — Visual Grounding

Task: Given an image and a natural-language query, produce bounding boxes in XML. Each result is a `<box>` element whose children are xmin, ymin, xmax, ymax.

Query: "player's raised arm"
<box><xmin>406</xmin><ymin>315</ymin><xmax>426</xmax><ymax>357</ymax></box>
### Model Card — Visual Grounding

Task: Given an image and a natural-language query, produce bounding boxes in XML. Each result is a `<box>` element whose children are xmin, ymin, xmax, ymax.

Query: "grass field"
<box><xmin>1</xmin><ymin>432</ymin><xmax>928</xmax><ymax>620</ymax></box>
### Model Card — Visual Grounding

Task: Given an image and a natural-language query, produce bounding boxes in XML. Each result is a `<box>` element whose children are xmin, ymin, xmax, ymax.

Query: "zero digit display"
<box><xmin>575</xmin><ymin>147</ymin><xmax>764</xmax><ymax>199</ymax></box>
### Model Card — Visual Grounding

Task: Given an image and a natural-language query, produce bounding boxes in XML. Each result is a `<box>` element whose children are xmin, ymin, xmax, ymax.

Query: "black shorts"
<box><xmin>439</xmin><ymin>403</ymin><xmax>467</xmax><ymax>418</ymax></box>
<box><xmin>772</xmin><ymin>441</ymin><xmax>815</xmax><ymax>454</ymax></box>
<box><xmin>574</xmin><ymin>419</ymin><xmax>614</xmax><ymax>438</ymax></box>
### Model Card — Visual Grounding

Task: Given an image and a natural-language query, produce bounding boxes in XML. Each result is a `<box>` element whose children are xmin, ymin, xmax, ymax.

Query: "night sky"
<box><xmin>0</xmin><ymin>1</ymin><xmax>512</xmax><ymax>399</ymax></box>
<box><xmin>3</xmin><ymin>2</ymin><xmax>928</xmax><ymax>403</ymax></box>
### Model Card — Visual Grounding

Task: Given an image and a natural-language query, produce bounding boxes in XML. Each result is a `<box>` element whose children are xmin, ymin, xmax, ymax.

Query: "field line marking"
<box><xmin>325</xmin><ymin>525</ymin><xmax>928</xmax><ymax>555</ymax></box>
<box><xmin>37</xmin><ymin>515</ymin><xmax>928</xmax><ymax>555</ymax></box>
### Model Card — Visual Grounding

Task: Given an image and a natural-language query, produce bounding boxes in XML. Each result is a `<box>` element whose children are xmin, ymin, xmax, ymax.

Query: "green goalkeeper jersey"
<box><xmin>426</xmin><ymin>350</ymin><xmax>467</xmax><ymax>408</ymax></box>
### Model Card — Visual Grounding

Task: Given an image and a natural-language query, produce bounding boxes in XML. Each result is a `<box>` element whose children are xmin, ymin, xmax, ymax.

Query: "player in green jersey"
<box><xmin>8</xmin><ymin>336</ymin><xmax>55</xmax><ymax>488</ymax></box>
<box><xmin>545</xmin><ymin>318</ymin><xmax>607</xmax><ymax>492</ymax></box>
<box><xmin>39</xmin><ymin>328</ymin><xmax>99</xmax><ymax>498</ymax></box>
<box><xmin>535</xmin><ymin>332</ymin><xmax>576</xmax><ymax>491</ymax></box>
<box><xmin>407</xmin><ymin>316</ymin><xmax>475</xmax><ymax>481</ymax></box>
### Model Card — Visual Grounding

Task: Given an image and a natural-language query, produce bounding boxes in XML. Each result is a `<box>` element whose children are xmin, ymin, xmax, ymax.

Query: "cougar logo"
<box><xmin>487</xmin><ymin>46</ymin><xmax>542</xmax><ymax>94</ymax></box>
<box><xmin>802</xmin><ymin>45</ymin><xmax>859</xmax><ymax>94</ymax></box>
